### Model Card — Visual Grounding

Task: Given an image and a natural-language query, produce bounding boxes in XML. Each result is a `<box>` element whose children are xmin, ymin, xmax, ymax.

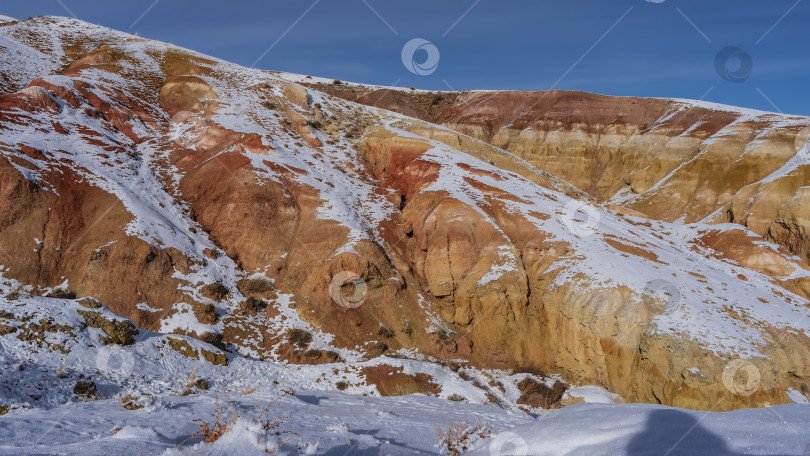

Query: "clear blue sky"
<box><xmin>4</xmin><ymin>0</ymin><xmax>809</xmax><ymax>115</ymax></box>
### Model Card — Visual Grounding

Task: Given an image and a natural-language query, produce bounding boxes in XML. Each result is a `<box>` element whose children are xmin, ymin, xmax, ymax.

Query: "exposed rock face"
<box><xmin>308</xmin><ymin>84</ymin><xmax>810</xmax><ymax>264</ymax></box>
<box><xmin>77</xmin><ymin>309</ymin><xmax>138</xmax><ymax>346</ymax></box>
<box><xmin>1</xmin><ymin>17</ymin><xmax>810</xmax><ymax>411</ymax></box>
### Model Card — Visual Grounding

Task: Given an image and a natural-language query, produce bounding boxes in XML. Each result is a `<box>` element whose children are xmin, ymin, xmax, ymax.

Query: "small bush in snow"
<box><xmin>178</xmin><ymin>387</ymin><xmax>293</xmax><ymax>450</ymax></box>
<box><xmin>120</xmin><ymin>394</ymin><xmax>145</xmax><ymax>411</ymax></box>
<box><xmin>5</xmin><ymin>287</ymin><xmax>22</xmax><ymax>301</ymax></box>
<box><xmin>73</xmin><ymin>380</ymin><xmax>97</xmax><ymax>399</ymax></box>
<box><xmin>435</xmin><ymin>419</ymin><xmax>493</xmax><ymax>456</ymax></box>
<box><xmin>46</xmin><ymin>287</ymin><xmax>76</xmax><ymax>299</ymax></box>
<box><xmin>511</xmin><ymin>363</ymin><xmax>546</xmax><ymax>377</ymax></box>
<box><xmin>287</xmin><ymin>329</ymin><xmax>312</xmax><ymax>348</ymax></box>
<box><xmin>516</xmin><ymin>378</ymin><xmax>568</xmax><ymax>409</ymax></box>
<box><xmin>484</xmin><ymin>391</ymin><xmax>502</xmax><ymax>406</ymax></box>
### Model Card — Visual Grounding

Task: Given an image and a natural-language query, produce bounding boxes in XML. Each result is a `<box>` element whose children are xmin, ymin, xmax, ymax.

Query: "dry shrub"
<box><xmin>483</xmin><ymin>391</ymin><xmax>502</xmax><ymax>406</ymax></box>
<box><xmin>435</xmin><ymin>419</ymin><xmax>493</xmax><ymax>456</ymax></box>
<box><xmin>5</xmin><ymin>287</ymin><xmax>21</xmax><ymax>301</ymax></box>
<box><xmin>73</xmin><ymin>380</ymin><xmax>97</xmax><ymax>399</ymax></box>
<box><xmin>511</xmin><ymin>363</ymin><xmax>546</xmax><ymax>377</ymax></box>
<box><xmin>239</xmin><ymin>297</ymin><xmax>265</xmax><ymax>316</ymax></box>
<box><xmin>516</xmin><ymin>378</ymin><xmax>568</xmax><ymax>409</ymax></box>
<box><xmin>200</xmin><ymin>282</ymin><xmax>228</xmax><ymax>301</ymax></box>
<box><xmin>47</xmin><ymin>288</ymin><xmax>76</xmax><ymax>299</ymax></box>
<box><xmin>237</xmin><ymin>277</ymin><xmax>275</xmax><ymax>298</ymax></box>
<box><xmin>178</xmin><ymin>387</ymin><xmax>293</xmax><ymax>450</ymax></box>
<box><xmin>287</xmin><ymin>329</ymin><xmax>312</xmax><ymax>348</ymax></box>
<box><xmin>121</xmin><ymin>394</ymin><xmax>144</xmax><ymax>411</ymax></box>
<box><xmin>186</xmin><ymin>368</ymin><xmax>197</xmax><ymax>389</ymax></box>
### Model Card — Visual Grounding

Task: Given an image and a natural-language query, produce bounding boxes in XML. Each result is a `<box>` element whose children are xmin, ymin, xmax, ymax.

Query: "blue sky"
<box><xmin>5</xmin><ymin>0</ymin><xmax>809</xmax><ymax>115</ymax></box>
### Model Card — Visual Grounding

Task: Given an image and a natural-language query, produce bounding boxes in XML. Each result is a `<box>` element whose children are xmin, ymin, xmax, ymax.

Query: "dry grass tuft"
<box><xmin>120</xmin><ymin>394</ymin><xmax>144</xmax><ymax>411</ymax></box>
<box><xmin>287</xmin><ymin>329</ymin><xmax>312</xmax><ymax>348</ymax></box>
<box><xmin>516</xmin><ymin>378</ymin><xmax>568</xmax><ymax>409</ymax></box>
<box><xmin>186</xmin><ymin>368</ymin><xmax>197</xmax><ymax>389</ymax></box>
<box><xmin>435</xmin><ymin>419</ymin><xmax>493</xmax><ymax>456</ymax></box>
<box><xmin>178</xmin><ymin>387</ymin><xmax>293</xmax><ymax>450</ymax></box>
<box><xmin>510</xmin><ymin>363</ymin><xmax>546</xmax><ymax>377</ymax></box>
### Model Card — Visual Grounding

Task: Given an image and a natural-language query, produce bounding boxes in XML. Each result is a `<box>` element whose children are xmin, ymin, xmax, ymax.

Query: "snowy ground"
<box><xmin>1</xmin><ymin>389</ymin><xmax>809</xmax><ymax>455</ymax></box>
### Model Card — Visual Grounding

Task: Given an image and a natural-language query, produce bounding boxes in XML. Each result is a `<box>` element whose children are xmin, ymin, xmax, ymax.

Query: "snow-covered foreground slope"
<box><xmin>468</xmin><ymin>402</ymin><xmax>810</xmax><ymax>456</ymax></box>
<box><xmin>2</xmin><ymin>390</ymin><xmax>809</xmax><ymax>455</ymax></box>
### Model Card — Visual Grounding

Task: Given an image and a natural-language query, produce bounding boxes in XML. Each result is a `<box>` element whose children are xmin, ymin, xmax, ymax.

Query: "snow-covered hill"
<box><xmin>1</xmin><ymin>15</ymin><xmax>810</xmax><ymax>455</ymax></box>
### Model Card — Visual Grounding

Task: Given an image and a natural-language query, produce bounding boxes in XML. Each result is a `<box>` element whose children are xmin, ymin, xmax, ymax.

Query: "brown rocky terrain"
<box><xmin>2</xmin><ymin>16</ymin><xmax>810</xmax><ymax>412</ymax></box>
<box><xmin>305</xmin><ymin>82</ymin><xmax>810</xmax><ymax>264</ymax></box>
